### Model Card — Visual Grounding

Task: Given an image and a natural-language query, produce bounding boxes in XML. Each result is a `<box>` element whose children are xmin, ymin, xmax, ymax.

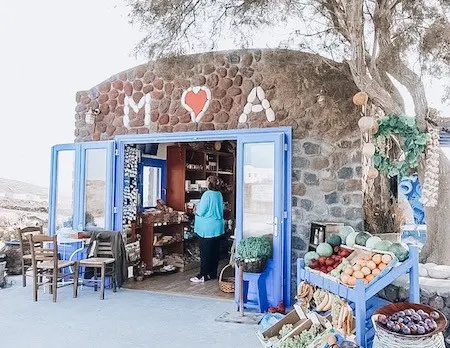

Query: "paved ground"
<box><xmin>1</xmin><ymin>276</ymin><xmax>260</xmax><ymax>348</ymax></box>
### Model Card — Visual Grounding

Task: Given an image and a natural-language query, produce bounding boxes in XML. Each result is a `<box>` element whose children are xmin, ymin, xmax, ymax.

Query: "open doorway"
<box><xmin>122</xmin><ymin>141</ymin><xmax>237</xmax><ymax>300</ymax></box>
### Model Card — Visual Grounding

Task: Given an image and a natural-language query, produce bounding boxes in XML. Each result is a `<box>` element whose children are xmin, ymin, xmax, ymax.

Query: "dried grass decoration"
<box><xmin>373</xmin><ymin>114</ymin><xmax>429</xmax><ymax>177</ymax></box>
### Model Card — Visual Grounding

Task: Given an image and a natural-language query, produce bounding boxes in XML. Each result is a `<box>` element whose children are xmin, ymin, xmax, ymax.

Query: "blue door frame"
<box><xmin>138</xmin><ymin>157</ymin><xmax>167</xmax><ymax>208</ymax></box>
<box><xmin>114</xmin><ymin>127</ymin><xmax>292</xmax><ymax>305</ymax></box>
<box><xmin>48</xmin><ymin>141</ymin><xmax>115</xmax><ymax>235</ymax></box>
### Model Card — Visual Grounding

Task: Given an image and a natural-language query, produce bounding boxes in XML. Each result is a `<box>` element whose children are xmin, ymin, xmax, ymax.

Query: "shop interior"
<box><xmin>122</xmin><ymin>140</ymin><xmax>237</xmax><ymax>299</ymax></box>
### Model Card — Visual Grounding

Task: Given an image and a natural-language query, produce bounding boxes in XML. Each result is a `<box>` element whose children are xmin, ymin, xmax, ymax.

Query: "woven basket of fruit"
<box><xmin>372</xmin><ymin>302</ymin><xmax>447</xmax><ymax>348</ymax></box>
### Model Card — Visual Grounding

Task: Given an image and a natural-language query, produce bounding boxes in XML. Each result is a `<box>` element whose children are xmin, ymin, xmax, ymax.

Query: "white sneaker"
<box><xmin>190</xmin><ymin>275</ymin><xmax>205</xmax><ymax>283</ymax></box>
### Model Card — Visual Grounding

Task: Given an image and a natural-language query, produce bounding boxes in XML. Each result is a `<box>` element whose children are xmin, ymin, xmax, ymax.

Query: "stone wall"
<box><xmin>74</xmin><ymin>49</ymin><xmax>364</xmax><ymax>296</ymax></box>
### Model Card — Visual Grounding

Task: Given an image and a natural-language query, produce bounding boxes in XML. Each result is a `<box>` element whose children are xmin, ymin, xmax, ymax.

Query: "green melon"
<box><xmin>355</xmin><ymin>232</ymin><xmax>372</xmax><ymax>246</ymax></box>
<box><xmin>339</xmin><ymin>226</ymin><xmax>355</xmax><ymax>243</ymax></box>
<box><xmin>345</xmin><ymin>231</ymin><xmax>359</xmax><ymax>247</ymax></box>
<box><xmin>365</xmin><ymin>236</ymin><xmax>382</xmax><ymax>249</ymax></box>
<box><xmin>374</xmin><ymin>240</ymin><xmax>393</xmax><ymax>251</ymax></box>
<box><xmin>389</xmin><ymin>243</ymin><xmax>409</xmax><ymax>262</ymax></box>
<box><xmin>304</xmin><ymin>251</ymin><xmax>320</xmax><ymax>266</ymax></box>
<box><xmin>326</xmin><ymin>234</ymin><xmax>342</xmax><ymax>247</ymax></box>
<box><xmin>316</xmin><ymin>243</ymin><xmax>333</xmax><ymax>257</ymax></box>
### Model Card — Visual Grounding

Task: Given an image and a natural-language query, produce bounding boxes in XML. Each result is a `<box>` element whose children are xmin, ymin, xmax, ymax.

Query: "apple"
<box><xmin>310</xmin><ymin>260</ymin><xmax>319</xmax><ymax>269</ymax></box>
<box><xmin>326</xmin><ymin>266</ymin><xmax>333</xmax><ymax>273</ymax></box>
<box><xmin>325</xmin><ymin>258</ymin><xmax>335</xmax><ymax>266</ymax></box>
<box><xmin>320</xmin><ymin>266</ymin><xmax>327</xmax><ymax>273</ymax></box>
<box><xmin>318</xmin><ymin>256</ymin><xmax>327</xmax><ymax>266</ymax></box>
<box><xmin>335</xmin><ymin>255</ymin><xmax>342</xmax><ymax>262</ymax></box>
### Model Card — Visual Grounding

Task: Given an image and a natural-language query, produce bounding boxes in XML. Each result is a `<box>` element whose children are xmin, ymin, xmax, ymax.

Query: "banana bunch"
<box><xmin>337</xmin><ymin>303</ymin><xmax>354</xmax><ymax>336</ymax></box>
<box><xmin>314</xmin><ymin>289</ymin><xmax>334</xmax><ymax>311</ymax></box>
<box><xmin>296</xmin><ymin>281</ymin><xmax>315</xmax><ymax>309</ymax></box>
<box><xmin>331</xmin><ymin>297</ymin><xmax>346</xmax><ymax>328</ymax></box>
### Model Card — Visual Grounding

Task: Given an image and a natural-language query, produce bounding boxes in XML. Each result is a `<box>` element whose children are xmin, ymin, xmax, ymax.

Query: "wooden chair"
<box><xmin>28</xmin><ymin>234</ymin><xmax>79</xmax><ymax>302</ymax></box>
<box><xmin>18</xmin><ymin>225</ymin><xmax>44</xmax><ymax>287</ymax></box>
<box><xmin>79</xmin><ymin>238</ymin><xmax>117</xmax><ymax>300</ymax></box>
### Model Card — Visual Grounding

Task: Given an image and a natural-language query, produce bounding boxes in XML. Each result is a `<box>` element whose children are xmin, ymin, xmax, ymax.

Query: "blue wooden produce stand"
<box><xmin>297</xmin><ymin>246</ymin><xmax>420</xmax><ymax>348</ymax></box>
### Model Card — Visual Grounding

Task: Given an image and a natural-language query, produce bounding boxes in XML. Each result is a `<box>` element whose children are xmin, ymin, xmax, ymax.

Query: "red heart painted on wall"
<box><xmin>181</xmin><ymin>86</ymin><xmax>211</xmax><ymax>122</ymax></box>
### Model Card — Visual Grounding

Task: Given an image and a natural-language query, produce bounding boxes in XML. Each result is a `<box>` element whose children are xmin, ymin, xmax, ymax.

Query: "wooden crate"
<box><xmin>257</xmin><ymin>306</ymin><xmax>332</xmax><ymax>347</ymax></box>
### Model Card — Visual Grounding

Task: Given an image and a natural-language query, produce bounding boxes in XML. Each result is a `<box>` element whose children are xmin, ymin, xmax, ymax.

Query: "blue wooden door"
<box><xmin>235</xmin><ymin>132</ymin><xmax>286</xmax><ymax>307</ymax></box>
<box><xmin>48</xmin><ymin>141</ymin><xmax>115</xmax><ymax>235</ymax></box>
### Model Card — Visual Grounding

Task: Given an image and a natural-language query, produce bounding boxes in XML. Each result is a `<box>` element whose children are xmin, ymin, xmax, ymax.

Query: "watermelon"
<box><xmin>326</xmin><ymin>234</ymin><xmax>342</xmax><ymax>247</ymax></box>
<box><xmin>304</xmin><ymin>251</ymin><xmax>320</xmax><ymax>266</ymax></box>
<box><xmin>389</xmin><ymin>243</ymin><xmax>409</xmax><ymax>262</ymax></box>
<box><xmin>374</xmin><ymin>240</ymin><xmax>393</xmax><ymax>251</ymax></box>
<box><xmin>365</xmin><ymin>236</ymin><xmax>382</xmax><ymax>249</ymax></box>
<box><xmin>355</xmin><ymin>232</ymin><xmax>372</xmax><ymax>246</ymax></box>
<box><xmin>345</xmin><ymin>231</ymin><xmax>359</xmax><ymax>247</ymax></box>
<box><xmin>316</xmin><ymin>243</ymin><xmax>333</xmax><ymax>257</ymax></box>
<box><xmin>339</xmin><ymin>226</ymin><xmax>355</xmax><ymax>243</ymax></box>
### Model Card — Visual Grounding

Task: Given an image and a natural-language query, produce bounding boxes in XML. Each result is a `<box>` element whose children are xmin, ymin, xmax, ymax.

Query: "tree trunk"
<box><xmin>420</xmin><ymin>149</ymin><xmax>450</xmax><ymax>265</ymax></box>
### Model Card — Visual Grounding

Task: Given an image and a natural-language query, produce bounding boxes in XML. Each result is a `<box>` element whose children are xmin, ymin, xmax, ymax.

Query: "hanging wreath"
<box><xmin>373</xmin><ymin>114</ymin><xmax>429</xmax><ymax>177</ymax></box>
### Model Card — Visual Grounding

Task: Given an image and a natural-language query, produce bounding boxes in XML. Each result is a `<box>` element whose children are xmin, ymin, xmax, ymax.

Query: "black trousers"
<box><xmin>199</xmin><ymin>236</ymin><xmax>221</xmax><ymax>279</ymax></box>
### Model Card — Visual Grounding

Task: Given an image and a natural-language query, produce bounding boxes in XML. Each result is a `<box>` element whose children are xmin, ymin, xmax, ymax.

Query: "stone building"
<box><xmin>71</xmin><ymin>49</ymin><xmax>363</xmax><ymax>299</ymax></box>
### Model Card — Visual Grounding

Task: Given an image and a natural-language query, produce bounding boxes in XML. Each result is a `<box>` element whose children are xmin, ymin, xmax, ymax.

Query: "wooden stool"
<box><xmin>241</xmin><ymin>271</ymin><xmax>268</xmax><ymax>313</ymax></box>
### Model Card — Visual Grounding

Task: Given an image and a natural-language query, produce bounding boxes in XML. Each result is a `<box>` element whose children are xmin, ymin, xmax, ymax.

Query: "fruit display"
<box><xmin>388</xmin><ymin>242</ymin><xmax>409</xmax><ymax>262</ymax></box>
<box><xmin>374</xmin><ymin>240</ymin><xmax>392</xmax><ymax>251</ymax></box>
<box><xmin>345</xmin><ymin>232</ymin><xmax>359</xmax><ymax>247</ymax></box>
<box><xmin>312</xmin><ymin>288</ymin><xmax>341</xmax><ymax>312</ymax></box>
<box><xmin>375</xmin><ymin>308</ymin><xmax>441</xmax><ymax>335</ymax></box>
<box><xmin>365</xmin><ymin>236</ymin><xmax>382</xmax><ymax>249</ymax></box>
<box><xmin>340</xmin><ymin>253</ymin><xmax>393</xmax><ymax>286</ymax></box>
<box><xmin>337</xmin><ymin>302</ymin><xmax>354</xmax><ymax>336</ymax></box>
<box><xmin>307</xmin><ymin>245</ymin><xmax>352</xmax><ymax>274</ymax></box>
<box><xmin>339</xmin><ymin>226</ymin><xmax>355</xmax><ymax>244</ymax></box>
<box><xmin>326</xmin><ymin>234</ymin><xmax>342</xmax><ymax>247</ymax></box>
<box><xmin>316</xmin><ymin>243</ymin><xmax>334</xmax><ymax>257</ymax></box>
<box><xmin>354</xmin><ymin>232</ymin><xmax>372</xmax><ymax>246</ymax></box>
<box><xmin>296</xmin><ymin>281</ymin><xmax>316</xmax><ymax>309</ymax></box>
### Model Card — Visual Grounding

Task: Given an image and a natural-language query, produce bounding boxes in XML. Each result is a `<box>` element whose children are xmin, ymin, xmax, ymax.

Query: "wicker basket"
<box><xmin>236</xmin><ymin>257</ymin><xmax>268</xmax><ymax>273</ymax></box>
<box><xmin>218</xmin><ymin>264</ymin><xmax>235</xmax><ymax>293</ymax></box>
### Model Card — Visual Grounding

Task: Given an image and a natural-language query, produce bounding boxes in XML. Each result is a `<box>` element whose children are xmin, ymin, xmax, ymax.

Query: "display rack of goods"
<box><xmin>257</xmin><ymin>306</ymin><xmax>333</xmax><ymax>348</ymax></box>
<box><xmin>304</xmin><ymin>244</ymin><xmax>353</xmax><ymax>277</ymax></box>
<box><xmin>372</xmin><ymin>302</ymin><xmax>448</xmax><ymax>348</ymax></box>
<box><xmin>297</xmin><ymin>240</ymin><xmax>420</xmax><ymax>348</ymax></box>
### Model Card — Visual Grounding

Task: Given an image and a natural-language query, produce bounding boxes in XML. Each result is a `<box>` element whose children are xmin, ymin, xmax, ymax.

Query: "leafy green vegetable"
<box><xmin>236</xmin><ymin>236</ymin><xmax>272</xmax><ymax>259</ymax></box>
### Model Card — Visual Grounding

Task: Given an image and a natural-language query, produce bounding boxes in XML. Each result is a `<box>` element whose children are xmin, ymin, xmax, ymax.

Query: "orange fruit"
<box><xmin>378</xmin><ymin>262</ymin><xmax>387</xmax><ymax>270</ymax></box>
<box><xmin>372</xmin><ymin>268</ymin><xmax>381</xmax><ymax>276</ymax></box>
<box><xmin>344</xmin><ymin>267</ymin><xmax>354</xmax><ymax>276</ymax></box>
<box><xmin>372</xmin><ymin>254</ymin><xmax>382</xmax><ymax>265</ymax></box>
<box><xmin>381</xmin><ymin>254</ymin><xmax>392</xmax><ymax>264</ymax></box>
<box><xmin>353</xmin><ymin>270</ymin><xmax>364</xmax><ymax>279</ymax></box>
<box><xmin>361</xmin><ymin>267</ymin><xmax>371</xmax><ymax>276</ymax></box>
<box><xmin>366</xmin><ymin>261</ymin><xmax>377</xmax><ymax>270</ymax></box>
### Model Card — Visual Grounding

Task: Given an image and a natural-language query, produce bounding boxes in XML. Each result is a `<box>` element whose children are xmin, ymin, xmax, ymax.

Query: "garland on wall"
<box><xmin>372</xmin><ymin>114</ymin><xmax>429</xmax><ymax>178</ymax></box>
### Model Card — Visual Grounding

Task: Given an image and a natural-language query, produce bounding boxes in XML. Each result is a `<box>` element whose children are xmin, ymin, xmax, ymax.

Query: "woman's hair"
<box><xmin>207</xmin><ymin>175</ymin><xmax>221</xmax><ymax>191</ymax></box>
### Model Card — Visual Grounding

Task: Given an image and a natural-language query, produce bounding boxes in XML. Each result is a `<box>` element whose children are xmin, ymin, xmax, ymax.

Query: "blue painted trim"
<box><xmin>234</xmin><ymin>131</ymin><xmax>285</xmax><ymax>306</ymax></box>
<box><xmin>113</xmin><ymin>127</ymin><xmax>292</xmax><ymax>301</ymax></box>
<box><xmin>139</xmin><ymin>157</ymin><xmax>167</xmax><ymax>208</ymax></box>
<box><xmin>283</xmin><ymin>128</ymin><xmax>293</xmax><ymax>306</ymax></box>
<box><xmin>78</xmin><ymin>141</ymin><xmax>115</xmax><ymax>230</ymax></box>
<box><xmin>48</xmin><ymin>144</ymin><xmax>79</xmax><ymax>236</ymax></box>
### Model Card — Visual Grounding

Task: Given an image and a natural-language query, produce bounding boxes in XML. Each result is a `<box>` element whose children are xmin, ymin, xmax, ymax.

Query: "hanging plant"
<box><xmin>373</xmin><ymin>114</ymin><xmax>429</xmax><ymax>178</ymax></box>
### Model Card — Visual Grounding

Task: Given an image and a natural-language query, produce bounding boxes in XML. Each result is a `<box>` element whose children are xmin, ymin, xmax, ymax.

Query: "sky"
<box><xmin>0</xmin><ymin>1</ymin><xmax>449</xmax><ymax>189</ymax></box>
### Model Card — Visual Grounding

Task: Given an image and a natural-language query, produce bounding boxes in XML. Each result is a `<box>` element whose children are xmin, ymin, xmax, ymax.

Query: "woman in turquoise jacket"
<box><xmin>190</xmin><ymin>175</ymin><xmax>224</xmax><ymax>283</ymax></box>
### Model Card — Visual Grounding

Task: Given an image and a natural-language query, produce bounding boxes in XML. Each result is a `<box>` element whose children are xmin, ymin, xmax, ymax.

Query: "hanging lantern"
<box><xmin>358</xmin><ymin>116</ymin><xmax>375</xmax><ymax>132</ymax></box>
<box><xmin>353</xmin><ymin>91</ymin><xmax>368</xmax><ymax>106</ymax></box>
<box><xmin>362</xmin><ymin>142</ymin><xmax>376</xmax><ymax>157</ymax></box>
<box><xmin>367</xmin><ymin>167</ymin><xmax>379</xmax><ymax>179</ymax></box>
